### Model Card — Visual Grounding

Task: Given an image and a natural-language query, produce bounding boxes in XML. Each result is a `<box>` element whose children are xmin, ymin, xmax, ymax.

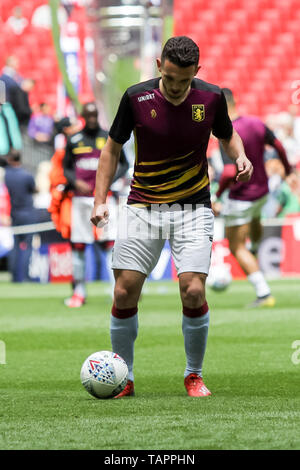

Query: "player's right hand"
<box><xmin>90</xmin><ymin>203</ymin><xmax>109</xmax><ymax>228</ymax></box>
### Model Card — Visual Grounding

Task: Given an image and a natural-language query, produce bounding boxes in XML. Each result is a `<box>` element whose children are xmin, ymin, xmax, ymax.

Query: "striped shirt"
<box><xmin>110</xmin><ymin>77</ymin><xmax>233</xmax><ymax>206</ymax></box>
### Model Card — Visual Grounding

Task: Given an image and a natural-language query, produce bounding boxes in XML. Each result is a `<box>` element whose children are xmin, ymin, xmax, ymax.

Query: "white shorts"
<box><xmin>111</xmin><ymin>204</ymin><xmax>214</xmax><ymax>276</ymax></box>
<box><xmin>71</xmin><ymin>196</ymin><xmax>117</xmax><ymax>244</ymax></box>
<box><xmin>71</xmin><ymin>197</ymin><xmax>95</xmax><ymax>244</ymax></box>
<box><xmin>222</xmin><ymin>195</ymin><xmax>267</xmax><ymax>227</ymax></box>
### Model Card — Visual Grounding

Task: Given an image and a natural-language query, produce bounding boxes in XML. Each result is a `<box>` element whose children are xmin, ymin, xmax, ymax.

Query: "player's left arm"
<box><xmin>264</xmin><ymin>126</ymin><xmax>292</xmax><ymax>176</ymax></box>
<box><xmin>219</xmin><ymin>130</ymin><xmax>253</xmax><ymax>182</ymax></box>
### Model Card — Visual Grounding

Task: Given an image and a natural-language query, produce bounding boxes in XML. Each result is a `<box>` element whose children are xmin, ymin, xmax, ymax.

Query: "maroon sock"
<box><xmin>112</xmin><ymin>304</ymin><xmax>138</xmax><ymax>319</ymax></box>
<box><xmin>182</xmin><ymin>301</ymin><xmax>209</xmax><ymax>318</ymax></box>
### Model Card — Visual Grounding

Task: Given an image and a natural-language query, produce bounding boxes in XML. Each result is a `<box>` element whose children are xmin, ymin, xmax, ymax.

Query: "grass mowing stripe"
<box><xmin>0</xmin><ymin>279</ymin><xmax>299</xmax><ymax>449</ymax></box>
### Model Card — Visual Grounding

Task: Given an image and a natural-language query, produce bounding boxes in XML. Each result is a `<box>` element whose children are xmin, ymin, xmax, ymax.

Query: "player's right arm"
<box><xmin>91</xmin><ymin>136</ymin><xmax>123</xmax><ymax>227</ymax></box>
<box><xmin>264</xmin><ymin>126</ymin><xmax>292</xmax><ymax>176</ymax></box>
<box><xmin>91</xmin><ymin>90</ymin><xmax>134</xmax><ymax>227</ymax></box>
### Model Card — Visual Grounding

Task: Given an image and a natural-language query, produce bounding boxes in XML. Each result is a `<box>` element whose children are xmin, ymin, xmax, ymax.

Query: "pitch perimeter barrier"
<box><xmin>0</xmin><ymin>214</ymin><xmax>300</xmax><ymax>282</ymax></box>
<box><xmin>21</xmin><ymin>133</ymin><xmax>54</xmax><ymax>176</ymax></box>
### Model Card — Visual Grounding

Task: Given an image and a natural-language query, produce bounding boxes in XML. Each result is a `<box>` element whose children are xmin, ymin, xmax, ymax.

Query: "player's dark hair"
<box><xmin>161</xmin><ymin>36</ymin><xmax>199</xmax><ymax>67</ymax></box>
<box><xmin>54</xmin><ymin>117</ymin><xmax>71</xmax><ymax>134</ymax></box>
<box><xmin>222</xmin><ymin>88</ymin><xmax>235</xmax><ymax>105</ymax></box>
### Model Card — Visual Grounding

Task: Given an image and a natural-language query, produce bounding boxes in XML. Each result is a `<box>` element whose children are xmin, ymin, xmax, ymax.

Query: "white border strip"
<box><xmin>8</xmin><ymin>216</ymin><xmax>300</xmax><ymax>235</ymax></box>
<box><xmin>11</xmin><ymin>221</ymin><xmax>55</xmax><ymax>235</ymax></box>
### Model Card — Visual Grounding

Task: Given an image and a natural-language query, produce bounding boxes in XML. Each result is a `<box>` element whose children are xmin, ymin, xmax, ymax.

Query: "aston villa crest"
<box><xmin>192</xmin><ymin>104</ymin><xmax>205</xmax><ymax>122</ymax></box>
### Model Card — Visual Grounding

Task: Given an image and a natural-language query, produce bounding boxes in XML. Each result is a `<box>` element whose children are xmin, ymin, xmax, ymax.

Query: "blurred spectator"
<box><xmin>34</xmin><ymin>161</ymin><xmax>52</xmax><ymax>209</ymax></box>
<box><xmin>0</xmin><ymin>56</ymin><xmax>29</xmax><ymax>127</ymax></box>
<box><xmin>0</xmin><ymin>167</ymin><xmax>13</xmax><ymax>260</ymax></box>
<box><xmin>262</xmin><ymin>157</ymin><xmax>286</xmax><ymax>218</ymax></box>
<box><xmin>0</xmin><ymin>101</ymin><xmax>22</xmax><ymax>165</ymax></box>
<box><xmin>0</xmin><ymin>167</ymin><xmax>11</xmax><ymax>227</ymax></box>
<box><xmin>274</xmin><ymin>111</ymin><xmax>300</xmax><ymax>168</ymax></box>
<box><xmin>288</xmin><ymin>104</ymin><xmax>300</xmax><ymax>151</ymax></box>
<box><xmin>0</xmin><ymin>56</ymin><xmax>23</xmax><ymax>103</ymax></box>
<box><xmin>53</xmin><ymin>116</ymin><xmax>81</xmax><ymax>150</ymax></box>
<box><xmin>6</xmin><ymin>6</ymin><xmax>28</xmax><ymax>35</ymax></box>
<box><xmin>4</xmin><ymin>150</ymin><xmax>37</xmax><ymax>282</ymax></box>
<box><xmin>276</xmin><ymin>170</ymin><xmax>300</xmax><ymax>218</ymax></box>
<box><xmin>265</xmin><ymin>114</ymin><xmax>279</xmax><ymax>133</ymax></box>
<box><xmin>27</xmin><ymin>103</ymin><xmax>54</xmax><ymax>144</ymax></box>
<box><xmin>12</xmin><ymin>78</ymin><xmax>35</xmax><ymax>131</ymax></box>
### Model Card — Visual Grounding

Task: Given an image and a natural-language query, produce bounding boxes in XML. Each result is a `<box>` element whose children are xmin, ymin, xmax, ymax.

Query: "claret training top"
<box><xmin>220</xmin><ymin>116</ymin><xmax>276</xmax><ymax>201</ymax></box>
<box><xmin>109</xmin><ymin>77</ymin><xmax>233</xmax><ymax>206</ymax></box>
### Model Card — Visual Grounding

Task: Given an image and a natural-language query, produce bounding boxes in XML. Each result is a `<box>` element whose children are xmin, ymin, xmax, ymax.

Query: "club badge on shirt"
<box><xmin>192</xmin><ymin>104</ymin><xmax>205</xmax><ymax>122</ymax></box>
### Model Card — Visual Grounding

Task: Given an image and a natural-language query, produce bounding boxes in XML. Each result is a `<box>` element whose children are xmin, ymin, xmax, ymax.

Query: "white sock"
<box><xmin>247</xmin><ymin>271</ymin><xmax>271</xmax><ymax>298</ymax></box>
<box><xmin>110</xmin><ymin>314</ymin><xmax>138</xmax><ymax>382</ymax></box>
<box><xmin>72</xmin><ymin>250</ymin><xmax>86</xmax><ymax>298</ymax></box>
<box><xmin>73</xmin><ymin>281</ymin><xmax>86</xmax><ymax>298</ymax></box>
<box><xmin>182</xmin><ymin>311</ymin><xmax>210</xmax><ymax>378</ymax></box>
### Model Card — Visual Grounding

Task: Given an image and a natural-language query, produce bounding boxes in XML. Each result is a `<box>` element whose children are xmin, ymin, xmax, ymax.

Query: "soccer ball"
<box><xmin>80</xmin><ymin>350</ymin><xmax>128</xmax><ymax>399</ymax></box>
<box><xmin>206</xmin><ymin>265</ymin><xmax>232</xmax><ymax>292</ymax></box>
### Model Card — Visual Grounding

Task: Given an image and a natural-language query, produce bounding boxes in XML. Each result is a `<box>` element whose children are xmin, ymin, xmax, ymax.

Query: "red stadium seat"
<box><xmin>229</xmin><ymin>9</ymin><xmax>249</xmax><ymax>29</ymax></box>
<box><xmin>248</xmin><ymin>81</ymin><xmax>270</xmax><ymax>95</ymax></box>
<box><xmin>173</xmin><ymin>0</ymin><xmax>300</xmax><ymax>117</ymax></box>
<box><xmin>221</xmin><ymin>21</ymin><xmax>245</xmax><ymax>41</ymax></box>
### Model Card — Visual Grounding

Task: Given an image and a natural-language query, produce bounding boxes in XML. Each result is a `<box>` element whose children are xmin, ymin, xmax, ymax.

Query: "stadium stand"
<box><xmin>174</xmin><ymin>0</ymin><xmax>300</xmax><ymax>117</ymax></box>
<box><xmin>0</xmin><ymin>0</ymin><xmax>60</xmax><ymax>112</ymax></box>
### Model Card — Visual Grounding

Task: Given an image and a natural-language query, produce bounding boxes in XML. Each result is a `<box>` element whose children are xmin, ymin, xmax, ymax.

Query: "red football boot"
<box><xmin>113</xmin><ymin>380</ymin><xmax>135</xmax><ymax>398</ymax></box>
<box><xmin>184</xmin><ymin>373</ymin><xmax>211</xmax><ymax>397</ymax></box>
<box><xmin>64</xmin><ymin>294</ymin><xmax>86</xmax><ymax>308</ymax></box>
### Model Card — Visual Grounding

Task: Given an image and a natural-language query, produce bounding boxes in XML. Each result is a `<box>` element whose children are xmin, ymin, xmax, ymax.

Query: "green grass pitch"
<box><xmin>0</xmin><ymin>278</ymin><xmax>299</xmax><ymax>450</ymax></box>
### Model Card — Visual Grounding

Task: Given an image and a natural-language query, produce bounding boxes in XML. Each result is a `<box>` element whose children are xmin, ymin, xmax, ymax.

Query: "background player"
<box><xmin>213</xmin><ymin>88</ymin><xmax>292</xmax><ymax>307</ymax></box>
<box><xmin>4</xmin><ymin>149</ymin><xmax>37</xmax><ymax>282</ymax></box>
<box><xmin>63</xmin><ymin>102</ymin><xmax>128</xmax><ymax>307</ymax></box>
<box><xmin>91</xmin><ymin>36</ymin><xmax>253</xmax><ymax>397</ymax></box>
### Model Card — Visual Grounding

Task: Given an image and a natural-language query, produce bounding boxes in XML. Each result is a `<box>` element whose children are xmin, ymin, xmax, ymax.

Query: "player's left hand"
<box><xmin>235</xmin><ymin>155</ymin><xmax>253</xmax><ymax>182</ymax></box>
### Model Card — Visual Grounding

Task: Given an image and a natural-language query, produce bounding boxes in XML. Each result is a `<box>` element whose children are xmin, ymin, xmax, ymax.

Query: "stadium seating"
<box><xmin>174</xmin><ymin>0</ymin><xmax>300</xmax><ymax>117</ymax></box>
<box><xmin>0</xmin><ymin>0</ymin><xmax>91</xmax><ymax>113</ymax></box>
<box><xmin>0</xmin><ymin>1</ymin><xmax>60</xmax><ymax>112</ymax></box>
<box><xmin>1</xmin><ymin>0</ymin><xmax>300</xmax><ymax>118</ymax></box>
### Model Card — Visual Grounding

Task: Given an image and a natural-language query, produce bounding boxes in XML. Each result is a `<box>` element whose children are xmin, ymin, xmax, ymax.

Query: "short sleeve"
<box><xmin>212</xmin><ymin>91</ymin><xmax>233</xmax><ymax>140</ymax></box>
<box><xmin>264</xmin><ymin>125</ymin><xmax>276</xmax><ymax>145</ymax></box>
<box><xmin>109</xmin><ymin>91</ymin><xmax>135</xmax><ymax>144</ymax></box>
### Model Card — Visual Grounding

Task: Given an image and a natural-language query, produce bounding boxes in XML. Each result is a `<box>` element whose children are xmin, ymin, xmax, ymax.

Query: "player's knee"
<box><xmin>181</xmin><ymin>284</ymin><xmax>205</xmax><ymax>308</ymax></box>
<box><xmin>114</xmin><ymin>284</ymin><xmax>137</xmax><ymax>306</ymax></box>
